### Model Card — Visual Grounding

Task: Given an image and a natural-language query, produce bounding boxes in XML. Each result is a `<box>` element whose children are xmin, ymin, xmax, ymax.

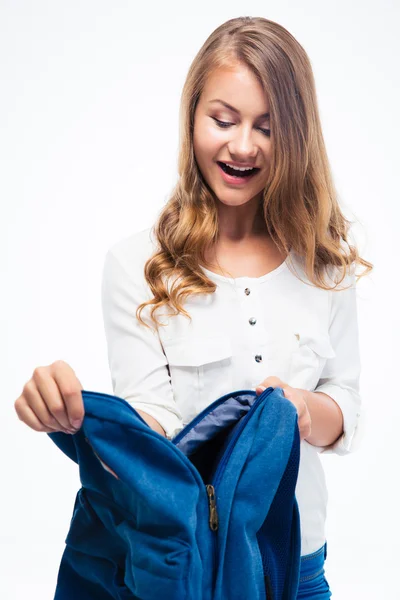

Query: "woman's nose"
<box><xmin>228</xmin><ymin>127</ymin><xmax>258</xmax><ymax>158</ymax></box>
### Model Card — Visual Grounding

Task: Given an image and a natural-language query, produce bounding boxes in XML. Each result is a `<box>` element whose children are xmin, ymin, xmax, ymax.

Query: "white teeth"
<box><xmin>223</xmin><ymin>163</ymin><xmax>255</xmax><ymax>172</ymax></box>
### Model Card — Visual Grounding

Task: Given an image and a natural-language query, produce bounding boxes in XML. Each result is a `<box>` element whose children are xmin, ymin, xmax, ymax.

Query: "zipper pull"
<box><xmin>206</xmin><ymin>484</ymin><xmax>219</xmax><ymax>531</ymax></box>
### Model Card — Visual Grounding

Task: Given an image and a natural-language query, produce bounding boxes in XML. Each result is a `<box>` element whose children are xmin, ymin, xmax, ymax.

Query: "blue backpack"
<box><xmin>48</xmin><ymin>386</ymin><xmax>301</xmax><ymax>599</ymax></box>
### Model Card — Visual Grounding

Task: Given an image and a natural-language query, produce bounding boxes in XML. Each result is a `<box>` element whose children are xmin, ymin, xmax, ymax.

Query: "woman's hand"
<box><xmin>14</xmin><ymin>360</ymin><xmax>166</xmax><ymax>480</ymax></box>
<box><xmin>255</xmin><ymin>376</ymin><xmax>312</xmax><ymax>441</ymax></box>
<box><xmin>14</xmin><ymin>360</ymin><xmax>85</xmax><ymax>434</ymax></box>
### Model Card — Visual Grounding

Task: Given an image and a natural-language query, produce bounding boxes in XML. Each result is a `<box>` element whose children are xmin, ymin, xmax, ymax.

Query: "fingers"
<box><xmin>256</xmin><ymin>377</ymin><xmax>288</xmax><ymax>395</ymax></box>
<box><xmin>14</xmin><ymin>360</ymin><xmax>85</xmax><ymax>435</ymax></box>
<box><xmin>49</xmin><ymin>361</ymin><xmax>84</xmax><ymax>429</ymax></box>
<box><xmin>14</xmin><ymin>390</ymin><xmax>75</xmax><ymax>434</ymax></box>
<box><xmin>261</xmin><ymin>382</ymin><xmax>311</xmax><ymax>441</ymax></box>
<box><xmin>30</xmin><ymin>364</ymin><xmax>76</xmax><ymax>431</ymax></box>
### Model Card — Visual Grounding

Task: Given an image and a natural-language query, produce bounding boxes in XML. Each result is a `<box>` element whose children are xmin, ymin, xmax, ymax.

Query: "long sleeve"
<box><xmin>313</xmin><ymin>265</ymin><xmax>365</xmax><ymax>456</ymax></box>
<box><xmin>101</xmin><ymin>247</ymin><xmax>184</xmax><ymax>440</ymax></box>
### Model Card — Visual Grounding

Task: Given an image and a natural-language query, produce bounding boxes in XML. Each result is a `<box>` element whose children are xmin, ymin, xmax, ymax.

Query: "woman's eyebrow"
<box><xmin>208</xmin><ymin>99</ymin><xmax>269</xmax><ymax>119</ymax></box>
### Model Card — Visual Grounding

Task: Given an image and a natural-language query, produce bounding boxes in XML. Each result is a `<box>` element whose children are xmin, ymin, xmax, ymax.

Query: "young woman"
<box><xmin>15</xmin><ymin>16</ymin><xmax>372</xmax><ymax>599</ymax></box>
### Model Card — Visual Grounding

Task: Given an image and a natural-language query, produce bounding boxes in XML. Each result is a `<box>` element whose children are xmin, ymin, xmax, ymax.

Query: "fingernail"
<box><xmin>257</xmin><ymin>386</ymin><xmax>266</xmax><ymax>392</ymax></box>
<box><xmin>71</xmin><ymin>419</ymin><xmax>82</xmax><ymax>429</ymax></box>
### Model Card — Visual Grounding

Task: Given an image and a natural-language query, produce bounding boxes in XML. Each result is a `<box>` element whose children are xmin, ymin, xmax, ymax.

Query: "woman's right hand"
<box><xmin>14</xmin><ymin>360</ymin><xmax>85</xmax><ymax>435</ymax></box>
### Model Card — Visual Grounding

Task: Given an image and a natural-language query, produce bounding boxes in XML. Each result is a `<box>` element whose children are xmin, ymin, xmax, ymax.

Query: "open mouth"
<box><xmin>217</xmin><ymin>161</ymin><xmax>260</xmax><ymax>178</ymax></box>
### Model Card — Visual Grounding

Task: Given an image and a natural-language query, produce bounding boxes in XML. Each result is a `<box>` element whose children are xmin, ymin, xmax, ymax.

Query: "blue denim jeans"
<box><xmin>297</xmin><ymin>542</ymin><xmax>332</xmax><ymax>599</ymax></box>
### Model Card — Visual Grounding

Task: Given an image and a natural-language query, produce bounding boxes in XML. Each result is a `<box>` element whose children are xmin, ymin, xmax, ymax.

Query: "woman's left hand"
<box><xmin>255</xmin><ymin>376</ymin><xmax>312</xmax><ymax>441</ymax></box>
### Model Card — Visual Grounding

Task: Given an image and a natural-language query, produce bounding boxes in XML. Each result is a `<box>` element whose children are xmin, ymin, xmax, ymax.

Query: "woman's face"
<box><xmin>193</xmin><ymin>63</ymin><xmax>272</xmax><ymax>209</ymax></box>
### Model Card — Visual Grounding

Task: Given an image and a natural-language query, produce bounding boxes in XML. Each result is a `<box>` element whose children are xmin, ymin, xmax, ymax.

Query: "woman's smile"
<box><xmin>216</xmin><ymin>160</ymin><xmax>261</xmax><ymax>186</ymax></box>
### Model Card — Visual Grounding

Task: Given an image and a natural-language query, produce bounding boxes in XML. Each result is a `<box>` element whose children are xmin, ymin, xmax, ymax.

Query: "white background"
<box><xmin>1</xmin><ymin>1</ymin><xmax>398</xmax><ymax>598</ymax></box>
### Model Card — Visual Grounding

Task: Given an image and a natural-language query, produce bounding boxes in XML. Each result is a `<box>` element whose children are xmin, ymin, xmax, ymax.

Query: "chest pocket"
<box><xmin>261</xmin><ymin>330</ymin><xmax>336</xmax><ymax>391</ymax></box>
<box><xmin>163</xmin><ymin>336</ymin><xmax>234</xmax><ymax>421</ymax></box>
<box><xmin>288</xmin><ymin>331</ymin><xmax>336</xmax><ymax>390</ymax></box>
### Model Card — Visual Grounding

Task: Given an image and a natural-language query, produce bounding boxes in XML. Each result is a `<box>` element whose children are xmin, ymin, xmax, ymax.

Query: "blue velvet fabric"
<box><xmin>48</xmin><ymin>386</ymin><xmax>301</xmax><ymax>599</ymax></box>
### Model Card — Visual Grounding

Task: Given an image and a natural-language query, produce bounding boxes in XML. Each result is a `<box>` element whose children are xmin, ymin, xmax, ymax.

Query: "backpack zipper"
<box><xmin>206</xmin><ymin>483</ymin><xmax>219</xmax><ymax>591</ymax></box>
<box><xmin>206</xmin><ymin>484</ymin><xmax>219</xmax><ymax>530</ymax></box>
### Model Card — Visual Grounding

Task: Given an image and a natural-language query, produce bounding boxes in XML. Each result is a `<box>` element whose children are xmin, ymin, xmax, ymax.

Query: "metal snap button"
<box><xmin>249</xmin><ymin>317</ymin><xmax>257</xmax><ymax>325</ymax></box>
<box><xmin>255</xmin><ymin>354</ymin><xmax>262</xmax><ymax>363</ymax></box>
<box><xmin>244</xmin><ymin>288</ymin><xmax>251</xmax><ymax>295</ymax></box>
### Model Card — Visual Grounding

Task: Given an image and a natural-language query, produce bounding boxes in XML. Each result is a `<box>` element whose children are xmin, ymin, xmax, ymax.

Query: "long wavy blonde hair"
<box><xmin>136</xmin><ymin>16</ymin><xmax>373</xmax><ymax>331</ymax></box>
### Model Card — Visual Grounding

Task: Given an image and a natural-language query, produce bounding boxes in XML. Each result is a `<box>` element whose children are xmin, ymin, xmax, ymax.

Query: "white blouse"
<box><xmin>101</xmin><ymin>226</ymin><xmax>364</xmax><ymax>556</ymax></box>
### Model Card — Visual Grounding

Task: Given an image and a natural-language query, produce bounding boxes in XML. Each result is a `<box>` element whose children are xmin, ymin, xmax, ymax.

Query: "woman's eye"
<box><xmin>258</xmin><ymin>127</ymin><xmax>271</xmax><ymax>137</ymax></box>
<box><xmin>213</xmin><ymin>117</ymin><xmax>232</xmax><ymax>129</ymax></box>
<box><xmin>212</xmin><ymin>117</ymin><xmax>270</xmax><ymax>137</ymax></box>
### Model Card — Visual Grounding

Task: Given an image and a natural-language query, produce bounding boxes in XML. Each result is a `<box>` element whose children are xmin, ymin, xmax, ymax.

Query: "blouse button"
<box><xmin>255</xmin><ymin>354</ymin><xmax>263</xmax><ymax>363</ymax></box>
<box><xmin>244</xmin><ymin>288</ymin><xmax>251</xmax><ymax>295</ymax></box>
<box><xmin>249</xmin><ymin>317</ymin><xmax>257</xmax><ymax>325</ymax></box>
